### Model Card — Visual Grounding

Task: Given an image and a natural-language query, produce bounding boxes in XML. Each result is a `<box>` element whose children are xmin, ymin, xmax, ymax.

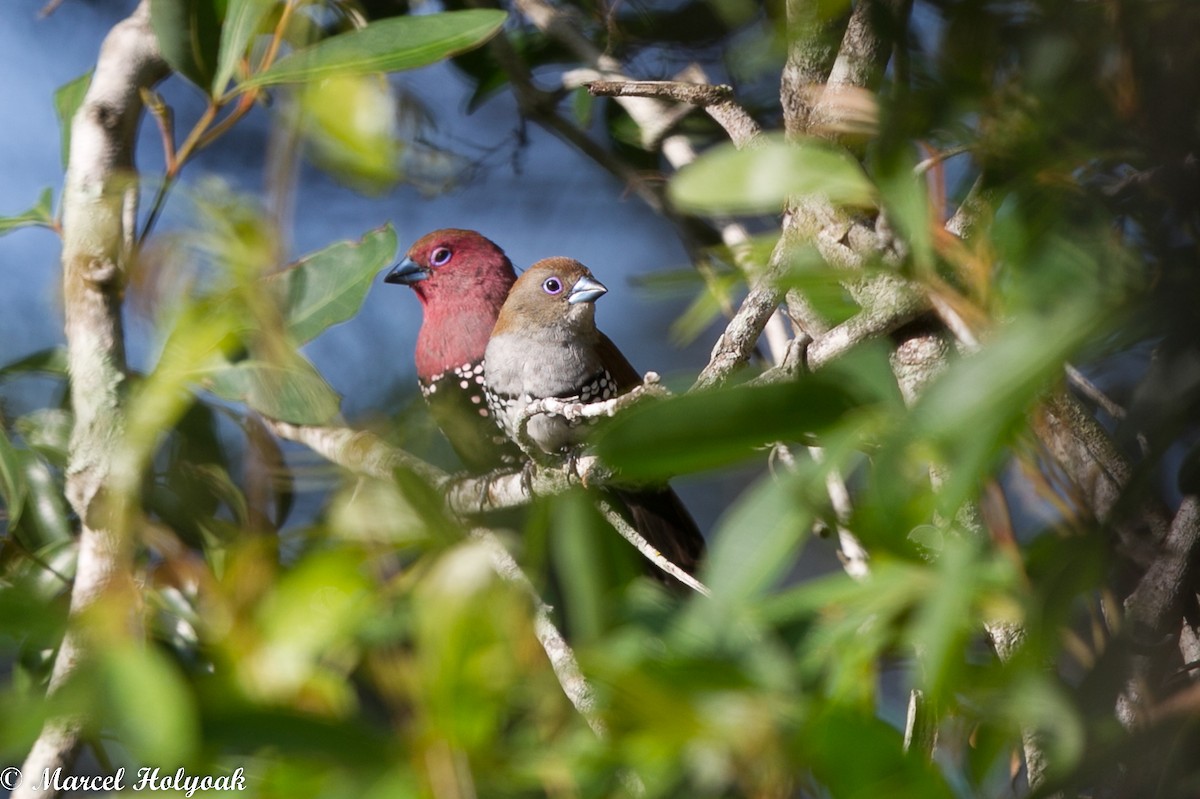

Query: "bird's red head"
<box><xmin>385</xmin><ymin>228</ymin><xmax>517</xmax><ymax>380</ymax></box>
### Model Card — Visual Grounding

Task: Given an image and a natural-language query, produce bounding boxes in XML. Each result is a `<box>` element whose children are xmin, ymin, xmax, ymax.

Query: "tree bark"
<box><xmin>16</xmin><ymin>4</ymin><xmax>166</xmax><ymax>796</ymax></box>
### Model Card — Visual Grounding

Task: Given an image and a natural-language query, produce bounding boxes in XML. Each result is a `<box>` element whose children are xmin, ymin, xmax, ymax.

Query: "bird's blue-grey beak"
<box><xmin>568</xmin><ymin>275</ymin><xmax>607</xmax><ymax>305</ymax></box>
<box><xmin>384</xmin><ymin>256</ymin><xmax>429</xmax><ymax>285</ymax></box>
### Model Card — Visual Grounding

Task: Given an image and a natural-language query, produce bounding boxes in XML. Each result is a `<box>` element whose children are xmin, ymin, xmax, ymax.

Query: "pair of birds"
<box><xmin>384</xmin><ymin>229</ymin><xmax>704</xmax><ymax>581</ymax></box>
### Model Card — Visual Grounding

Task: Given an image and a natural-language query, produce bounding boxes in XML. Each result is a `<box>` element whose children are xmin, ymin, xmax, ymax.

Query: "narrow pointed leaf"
<box><xmin>98</xmin><ymin>646</ymin><xmax>198</xmax><ymax>765</ymax></box>
<box><xmin>0</xmin><ymin>189</ymin><xmax>55</xmax><ymax>237</ymax></box>
<box><xmin>593</xmin><ymin>377</ymin><xmax>861</xmax><ymax>480</ymax></box>
<box><xmin>0</xmin><ymin>348</ymin><xmax>68</xmax><ymax>380</ymax></box>
<box><xmin>54</xmin><ymin>71</ymin><xmax>92</xmax><ymax>168</ymax></box>
<box><xmin>242</xmin><ymin>10</ymin><xmax>507</xmax><ymax>88</ymax></box>
<box><xmin>266</xmin><ymin>225</ymin><xmax>396</xmax><ymax>343</ymax></box>
<box><xmin>213</xmin><ymin>0</ymin><xmax>276</xmax><ymax>95</ymax></box>
<box><xmin>702</xmin><ymin>474</ymin><xmax>812</xmax><ymax>603</ymax></box>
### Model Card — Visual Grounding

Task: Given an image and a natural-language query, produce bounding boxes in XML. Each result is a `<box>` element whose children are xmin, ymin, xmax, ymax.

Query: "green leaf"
<box><xmin>201</xmin><ymin>706</ymin><xmax>389</xmax><ymax>765</ymax></box>
<box><xmin>17</xmin><ymin>455</ymin><xmax>72</xmax><ymax>548</ymax></box>
<box><xmin>98</xmin><ymin>646</ymin><xmax>198</xmax><ymax>766</ymax></box>
<box><xmin>669</xmin><ymin>133</ymin><xmax>876</xmax><ymax>215</ymax></box>
<box><xmin>594</xmin><ymin>377</ymin><xmax>861</xmax><ymax>480</ymax></box>
<box><xmin>150</xmin><ymin>0</ymin><xmax>223</xmax><ymax>92</ymax></box>
<box><xmin>213</xmin><ymin>0</ymin><xmax>276</xmax><ymax>95</ymax></box>
<box><xmin>804</xmin><ymin>707</ymin><xmax>956</xmax><ymax>799</ymax></box>
<box><xmin>702</xmin><ymin>474</ymin><xmax>812</xmax><ymax>604</ymax></box>
<box><xmin>294</xmin><ymin>75</ymin><xmax>401</xmax><ymax>192</ymax></box>
<box><xmin>0</xmin><ymin>189</ymin><xmax>55</xmax><ymax>237</ymax></box>
<box><xmin>205</xmin><ymin>354</ymin><xmax>341</xmax><ymax>424</ymax></box>
<box><xmin>16</xmin><ymin>409</ymin><xmax>72</xmax><ymax>468</ymax></box>
<box><xmin>907</xmin><ymin>301</ymin><xmax>1099</xmax><ymax>513</ymax></box>
<box><xmin>0</xmin><ymin>347</ymin><xmax>68</xmax><ymax>380</ymax></box>
<box><xmin>53</xmin><ymin>71</ymin><xmax>92</xmax><ymax>168</ymax></box>
<box><xmin>243</xmin><ymin>10</ymin><xmax>507</xmax><ymax>88</ymax></box>
<box><xmin>0</xmin><ymin>427</ymin><xmax>28</xmax><ymax>529</ymax></box>
<box><xmin>267</xmin><ymin>225</ymin><xmax>396</xmax><ymax>343</ymax></box>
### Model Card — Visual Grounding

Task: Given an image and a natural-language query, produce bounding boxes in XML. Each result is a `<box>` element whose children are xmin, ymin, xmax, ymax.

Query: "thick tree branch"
<box><xmin>18</xmin><ymin>4</ymin><xmax>167</xmax><ymax>796</ymax></box>
<box><xmin>782</xmin><ymin>0</ymin><xmax>842</xmax><ymax>136</ymax></box>
<box><xmin>808</xmin><ymin>0</ymin><xmax>908</xmax><ymax>139</ymax></box>
<box><xmin>1125</xmin><ymin>496</ymin><xmax>1200</xmax><ymax>638</ymax></box>
<box><xmin>691</xmin><ymin>260</ymin><xmax>788</xmax><ymax>390</ymax></box>
<box><xmin>265</xmin><ymin>413</ymin><xmax>710</xmax><ymax>594</ymax></box>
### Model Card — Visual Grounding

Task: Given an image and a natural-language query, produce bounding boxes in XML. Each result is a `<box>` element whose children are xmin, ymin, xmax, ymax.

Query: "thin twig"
<box><xmin>594</xmin><ymin>497</ymin><xmax>711</xmax><ymax>595</ymax></box>
<box><xmin>471</xmin><ymin>529</ymin><xmax>605</xmax><ymax>734</ymax></box>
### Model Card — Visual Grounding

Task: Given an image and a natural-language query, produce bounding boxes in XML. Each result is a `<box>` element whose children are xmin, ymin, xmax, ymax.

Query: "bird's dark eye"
<box><xmin>431</xmin><ymin>247</ymin><xmax>452</xmax><ymax>267</ymax></box>
<box><xmin>542</xmin><ymin>277</ymin><xmax>563</xmax><ymax>295</ymax></box>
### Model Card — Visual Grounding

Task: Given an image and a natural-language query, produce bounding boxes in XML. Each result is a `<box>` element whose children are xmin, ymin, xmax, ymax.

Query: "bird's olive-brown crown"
<box><xmin>491</xmin><ymin>257</ymin><xmax>608</xmax><ymax>336</ymax></box>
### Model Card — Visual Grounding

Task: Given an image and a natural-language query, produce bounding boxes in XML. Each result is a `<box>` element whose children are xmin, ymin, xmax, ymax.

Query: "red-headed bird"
<box><xmin>384</xmin><ymin>229</ymin><xmax>520</xmax><ymax>472</ymax></box>
<box><xmin>386</xmin><ymin>232</ymin><xmax>704</xmax><ymax>580</ymax></box>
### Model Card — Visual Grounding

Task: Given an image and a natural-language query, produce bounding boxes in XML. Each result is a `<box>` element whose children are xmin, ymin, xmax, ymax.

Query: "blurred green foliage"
<box><xmin>2</xmin><ymin>0</ymin><xmax>1199</xmax><ymax>797</ymax></box>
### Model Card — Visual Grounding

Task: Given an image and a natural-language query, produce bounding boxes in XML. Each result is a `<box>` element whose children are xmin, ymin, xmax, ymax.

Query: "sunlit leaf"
<box><xmin>16</xmin><ymin>454</ymin><xmax>72</xmax><ymax>547</ymax></box>
<box><xmin>243</xmin><ymin>10</ymin><xmax>507</xmax><ymax>88</ymax></box>
<box><xmin>246</xmin><ymin>550</ymin><xmax>373</xmax><ymax>700</ymax></box>
<box><xmin>295</xmin><ymin>71</ymin><xmax>401</xmax><ymax>191</ymax></box>
<box><xmin>150</xmin><ymin>0</ymin><xmax>223</xmax><ymax>92</ymax></box>
<box><xmin>906</xmin><ymin>301</ymin><xmax>1099</xmax><ymax>513</ymax></box>
<box><xmin>267</xmin><ymin>225</ymin><xmax>396</xmax><ymax>344</ymax></box>
<box><xmin>206</xmin><ymin>354</ymin><xmax>341</xmax><ymax>425</ymax></box>
<box><xmin>594</xmin><ymin>376</ymin><xmax>862</xmax><ymax>480</ymax></box>
<box><xmin>907</xmin><ymin>537</ymin><xmax>997</xmax><ymax>700</ymax></box>
<box><xmin>16</xmin><ymin>409</ymin><xmax>71</xmax><ymax>468</ymax></box>
<box><xmin>670</xmin><ymin>134</ymin><xmax>876</xmax><ymax>214</ymax></box>
<box><xmin>213</xmin><ymin>0</ymin><xmax>276</xmax><ymax>95</ymax></box>
<box><xmin>1001</xmin><ymin>676</ymin><xmax>1085</xmax><ymax>776</ymax></box>
<box><xmin>874</xmin><ymin>145</ymin><xmax>934</xmax><ymax>273</ymax></box>
<box><xmin>0</xmin><ymin>189</ymin><xmax>54</xmax><ymax>237</ymax></box>
<box><xmin>53</xmin><ymin>71</ymin><xmax>91</xmax><ymax>168</ymax></box>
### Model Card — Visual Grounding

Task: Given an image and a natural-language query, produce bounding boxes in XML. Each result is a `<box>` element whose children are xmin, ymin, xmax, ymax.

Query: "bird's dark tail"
<box><xmin>612</xmin><ymin>487</ymin><xmax>706</xmax><ymax>585</ymax></box>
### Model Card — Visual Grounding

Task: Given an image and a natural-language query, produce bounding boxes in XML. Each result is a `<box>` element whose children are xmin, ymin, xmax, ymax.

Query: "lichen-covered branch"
<box><xmin>585</xmin><ymin>79</ymin><xmax>762</xmax><ymax>148</ymax></box>
<box><xmin>266</xmin><ymin>413</ymin><xmax>711</xmax><ymax>595</ymax></box>
<box><xmin>808</xmin><ymin>0</ymin><xmax>909</xmax><ymax>139</ymax></box>
<box><xmin>17</xmin><ymin>3</ymin><xmax>167</xmax><ymax>797</ymax></box>
<box><xmin>266</xmin><ymin>419</ymin><xmax>447</xmax><ymax>484</ymax></box>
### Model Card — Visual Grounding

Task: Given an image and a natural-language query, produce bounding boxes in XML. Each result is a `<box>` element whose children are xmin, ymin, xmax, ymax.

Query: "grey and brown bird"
<box><xmin>484</xmin><ymin>257</ymin><xmax>705</xmax><ymax>579</ymax></box>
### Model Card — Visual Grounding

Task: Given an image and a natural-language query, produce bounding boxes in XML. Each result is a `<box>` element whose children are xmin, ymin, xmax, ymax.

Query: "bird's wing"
<box><xmin>596</xmin><ymin>332</ymin><xmax>643</xmax><ymax>393</ymax></box>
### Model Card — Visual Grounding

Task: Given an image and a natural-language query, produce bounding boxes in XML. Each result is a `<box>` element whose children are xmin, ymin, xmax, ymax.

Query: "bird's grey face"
<box><xmin>535</xmin><ymin>270</ymin><xmax>606</xmax><ymax>323</ymax></box>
